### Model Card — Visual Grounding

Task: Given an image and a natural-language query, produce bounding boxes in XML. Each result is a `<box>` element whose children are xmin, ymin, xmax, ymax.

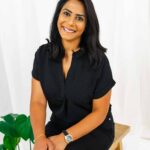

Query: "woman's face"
<box><xmin>57</xmin><ymin>0</ymin><xmax>86</xmax><ymax>42</ymax></box>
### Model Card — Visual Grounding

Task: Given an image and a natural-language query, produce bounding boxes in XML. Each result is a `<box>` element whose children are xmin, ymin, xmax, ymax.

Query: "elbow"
<box><xmin>30</xmin><ymin>101</ymin><xmax>46</xmax><ymax>114</ymax></box>
<box><xmin>30</xmin><ymin>99</ymin><xmax>46</xmax><ymax>108</ymax></box>
<box><xmin>92</xmin><ymin>109</ymin><xmax>109</xmax><ymax>125</ymax></box>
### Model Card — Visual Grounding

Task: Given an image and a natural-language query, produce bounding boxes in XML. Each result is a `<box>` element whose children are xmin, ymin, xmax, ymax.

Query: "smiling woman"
<box><xmin>57</xmin><ymin>1</ymin><xmax>86</xmax><ymax>42</ymax></box>
<box><xmin>30</xmin><ymin>0</ymin><xmax>116</xmax><ymax>150</ymax></box>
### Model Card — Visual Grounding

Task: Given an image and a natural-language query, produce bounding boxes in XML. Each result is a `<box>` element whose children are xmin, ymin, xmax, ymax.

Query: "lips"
<box><xmin>63</xmin><ymin>26</ymin><xmax>76</xmax><ymax>33</ymax></box>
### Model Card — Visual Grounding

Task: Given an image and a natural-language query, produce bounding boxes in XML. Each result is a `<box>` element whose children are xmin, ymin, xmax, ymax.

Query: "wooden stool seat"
<box><xmin>109</xmin><ymin>123</ymin><xmax>130</xmax><ymax>150</ymax></box>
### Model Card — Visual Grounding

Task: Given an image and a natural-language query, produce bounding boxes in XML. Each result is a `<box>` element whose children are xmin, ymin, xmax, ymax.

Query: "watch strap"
<box><xmin>62</xmin><ymin>130</ymin><xmax>68</xmax><ymax>136</ymax></box>
<box><xmin>62</xmin><ymin>130</ymin><xmax>73</xmax><ymax>143</ymax></box>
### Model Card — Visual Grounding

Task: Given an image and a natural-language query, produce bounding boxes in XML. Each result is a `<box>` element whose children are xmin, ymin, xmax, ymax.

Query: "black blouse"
<box><xmin>32</xmin><ymin>44</ymin><xmax>116</xmax><ymax>130</ymax></box>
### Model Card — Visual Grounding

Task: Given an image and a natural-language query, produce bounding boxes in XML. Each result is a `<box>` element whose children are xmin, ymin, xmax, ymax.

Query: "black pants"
<box><xmin>46</xmin><ymin>114</ymin><xmax>114</xmax><ymax>150</ymax></box>
<box><xmin>65</xmin><ymin>124</ymin><xmax>114</xmax><ymax>150</ymax></box>
<box><xmin>46</xmin><ymin>105</ymin><xmax>114</xmax><ymax>150</ymax></box>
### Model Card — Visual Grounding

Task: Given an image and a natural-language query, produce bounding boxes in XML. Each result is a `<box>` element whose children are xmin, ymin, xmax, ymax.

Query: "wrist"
<box><xmin>59</xmin><ymin>133</ymin><xmax>68</xmax><ymax>145</ymax></box>
<box><xmin>34</xmin><ymin>133</ymin><xmax>46</xmax><ymax>143</ymax></box>
<box><xmin>62</xmin><ymin>130</ymin><xmax>74</xmax><ymax>144</ymax></box>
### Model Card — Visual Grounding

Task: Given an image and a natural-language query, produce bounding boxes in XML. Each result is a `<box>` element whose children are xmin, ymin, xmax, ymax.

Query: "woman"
<box><xmin>30</xmin><ymin>0</ymin><xmax>116</xmax><ymax>150</ymax></box>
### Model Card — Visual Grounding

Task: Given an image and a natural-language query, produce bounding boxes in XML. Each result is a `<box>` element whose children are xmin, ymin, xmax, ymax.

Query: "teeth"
<box><xmin>63</xmin><ymin>27</ymin><xmax>75</xmax><ymax>33</ymax></box>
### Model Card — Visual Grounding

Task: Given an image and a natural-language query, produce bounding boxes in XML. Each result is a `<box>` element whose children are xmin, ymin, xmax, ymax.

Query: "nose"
<box><xmin>68</xmin><ymin>17</ymin><xmax>75</xmax><ymax>26</ymax></box>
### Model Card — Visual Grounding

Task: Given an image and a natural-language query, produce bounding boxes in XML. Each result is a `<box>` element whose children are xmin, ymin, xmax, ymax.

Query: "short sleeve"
<box><xmin>31</xmin><ymin>48</ymin><xmax>41</xmax><ymax>81</ymax></box>
<box><xmin>93</xmin><ymin>54</ymin><xmax>116</xmax><ymax>99</ymax></box>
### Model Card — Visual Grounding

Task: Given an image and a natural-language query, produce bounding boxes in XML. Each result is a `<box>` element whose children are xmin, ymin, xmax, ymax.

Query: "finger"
<box><xmin>48</xmin><ymin>138</ymin><xmax>55</xmax><ymax>148</ymax></box>
<box><xmin>47</xmin><ymin>140</ymin><xmax>55</xmax><ymax>150</ymax></box>
<box><xmin>47</xmin><ymin>145</ymin><xmax>54</xmax><ymax>150</ymax></box>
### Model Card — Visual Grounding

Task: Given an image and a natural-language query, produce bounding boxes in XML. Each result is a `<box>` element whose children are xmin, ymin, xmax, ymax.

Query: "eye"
<box><xmin>76</xmin><ymin>16</ymin><xmax>84</xmax><ymax>21</ymax></box>
<box><xmin>63</xmin><ymin>11</ymin><xmax>70</xmax><ymax>17</ymax></box>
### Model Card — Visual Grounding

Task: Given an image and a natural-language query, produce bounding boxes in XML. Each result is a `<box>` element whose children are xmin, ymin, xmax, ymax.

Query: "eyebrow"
<box><xmin>62</xmin><ymin>8</ymin><xmax>85</xmax><ymax>17</ymax></box>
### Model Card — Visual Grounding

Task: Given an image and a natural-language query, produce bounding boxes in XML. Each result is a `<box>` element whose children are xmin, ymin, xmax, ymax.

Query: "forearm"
<box><xmin>30</xmin><ymin>102</ymin><xmax>46</xmax><ymax>139</ymax></box>
<box><xmin>66</xmin><ymin>111</ymin><xmax>106</xmax><ymax>141</ymax></box>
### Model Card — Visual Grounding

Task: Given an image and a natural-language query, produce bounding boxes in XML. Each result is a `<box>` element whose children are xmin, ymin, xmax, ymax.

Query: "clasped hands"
<box><xmin>33</xmin><ymin>133</ymin><xmax>67</xmax><ymax>150</ymax></box>
<box><xmin>48</xmin><ymin>133</ymin><xmax>67</xmax><ymax>150</ymax></box>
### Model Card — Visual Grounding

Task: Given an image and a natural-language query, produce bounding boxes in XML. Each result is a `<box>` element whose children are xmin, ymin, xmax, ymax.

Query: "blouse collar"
<box><xmin>72</xmin><ymin>47</ymin><xmax>86</xmax><ymax>58</ymax></box>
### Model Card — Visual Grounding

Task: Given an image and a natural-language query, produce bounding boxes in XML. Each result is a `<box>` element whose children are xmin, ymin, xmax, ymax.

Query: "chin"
<box><xmin>61</xmin><ymin>35</ymin><xmax>79</xmax><ymax>42</ymax></box>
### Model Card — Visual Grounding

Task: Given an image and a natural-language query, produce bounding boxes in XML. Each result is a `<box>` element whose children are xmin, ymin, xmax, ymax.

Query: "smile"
<box><xmin>63</xmin><ymin>26</ymin><xmax>76</xmax><ymax>33</ymax></box>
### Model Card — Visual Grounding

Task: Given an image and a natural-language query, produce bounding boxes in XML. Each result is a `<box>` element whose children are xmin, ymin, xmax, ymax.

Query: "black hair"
<box><xmin>47</xmin><ymin>0</ymin><xmax>107</xmax><ymax>68</ymax></box>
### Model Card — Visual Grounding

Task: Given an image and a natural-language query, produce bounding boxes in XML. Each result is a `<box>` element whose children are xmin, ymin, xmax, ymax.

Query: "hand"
<box><xmin>48</xmin><ymin>133</ymin><xmax>67</xmax><ymax>150</ymax></box>
<box><xmin>33</xmin><ymin>136</ymin><xmax>55</xmax><ymax>150</ymax></box>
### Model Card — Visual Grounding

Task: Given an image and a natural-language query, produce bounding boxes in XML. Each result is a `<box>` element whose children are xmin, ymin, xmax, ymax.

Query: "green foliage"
<box><xmin>0</xmin><ymin>113</ymin><xmax>34</xmax><ymax>150</ymax></box>
<box><xmin>0</xmin><ymin>144</ymin><xmax>6</xmax><ymax>150</ymax></box>
<box><xmin>3</xmin><ymin>136</ymin><xmax>20</xmax><ymax>150</ymax></box>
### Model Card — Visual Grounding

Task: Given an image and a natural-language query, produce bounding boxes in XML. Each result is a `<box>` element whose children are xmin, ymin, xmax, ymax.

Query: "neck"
<box><xmin>62</xmin><ymin>39</ymin><xmax>81</xmax><ymax>58</ymax></box>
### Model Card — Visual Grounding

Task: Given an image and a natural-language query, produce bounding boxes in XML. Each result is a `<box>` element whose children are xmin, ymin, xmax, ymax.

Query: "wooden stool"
<box><xmin>109</xmin><ymin>123</ymin><xmax>130</xmax><ymax>150</ymax></box>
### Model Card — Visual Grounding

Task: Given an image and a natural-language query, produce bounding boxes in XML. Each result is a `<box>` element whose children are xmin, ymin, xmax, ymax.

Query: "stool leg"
<box><xmin>115</xmin><ymin>141</ymin><xmax>123</xmax><ymax>150</ymax></box>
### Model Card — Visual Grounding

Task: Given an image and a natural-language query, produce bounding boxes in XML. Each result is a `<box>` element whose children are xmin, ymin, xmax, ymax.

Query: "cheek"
<box><xmin>57</xmin><ymin>17</ymin><xmax>61</xmax><ymax>27</ymax></box>
<box><xmin>57</xmin><ymin>16</ymin><xmax>64</xmax><ymax>28</ymax></box>
<box><xmin>78</xmin><ymin>23</ymin><xmax>86</xmax><ymax>34</ymax></box>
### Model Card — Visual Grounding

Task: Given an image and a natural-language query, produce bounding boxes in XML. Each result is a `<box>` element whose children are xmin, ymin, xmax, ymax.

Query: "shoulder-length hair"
<box><xmin>47</xmin><ymin>0</ymin><xmax>107</xmax><ymax>68</ymax></box>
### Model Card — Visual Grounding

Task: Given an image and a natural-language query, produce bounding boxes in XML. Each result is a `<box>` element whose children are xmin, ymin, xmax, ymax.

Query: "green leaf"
<box><xmin>15</xmin><ymin>115</ymin><xmax>32</xmax><ymax>141</ymax></box>
<box><xmin>28</xmin><ymin>117</ymin><xmax>34</xmax><ymax>143</ymax></box>
<box><xmin>30</xmin><ymin>129</ymin><xmax>34</xmax><ymax>143</ymax></box>
<box><xmin>0</xmin><ymin>114</ymin><xmax>34</xmax><ymax>148</ymax></box>
<box><xmin>3</xmin><ymin>135</ymin><xmax>20</xmax><ymax>150</ymax></box>
<box><xmin>0</xmin><ymin>121</ymin><xmax>11</xmax><ymax>135</ymax></box>
<box><xmin>0</xmin><ymin>144</ymin><xmax>6</xmax><ymax>150</ymax></box>
<box><xmin>1</xmin><ymin>114</ymin><xmax>18</xmax><ymax>124</ymax></box>
<box><xmin>0</xmin><ymin>121</ymin><xmax>18</xmax><ymax>137</ymax></box>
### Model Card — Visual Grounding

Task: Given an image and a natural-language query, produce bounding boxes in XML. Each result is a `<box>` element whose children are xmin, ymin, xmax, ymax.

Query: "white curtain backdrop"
<box><xmin>0</xmin><ymin>0</ymin><xmax>150</xmax><ymax>149</ymax></box>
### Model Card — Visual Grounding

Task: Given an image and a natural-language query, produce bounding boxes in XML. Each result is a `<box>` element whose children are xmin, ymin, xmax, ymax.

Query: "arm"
<box><xmin>65</xmin><ymin>90</ymin><xmax>112</xmax><ymax>141</ymax></box>
<box><xmin>49</xmin><ymin>90</ymin><xmax>112</xmax><ymax>148</ymax></box>
<box><xmin>30</xmin><ymin>77</ymin><xmax>47</xmax><ymax>139</ymax></box>
<box><xmin>30</xmin><ymin>77</ymin><xmax>55</xmax><ymax>150</ymax></box>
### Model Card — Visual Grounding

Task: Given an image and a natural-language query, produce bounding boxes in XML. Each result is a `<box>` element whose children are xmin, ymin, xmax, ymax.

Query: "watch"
<box><xmin>62</xmin><ymin>130</ymin><xmax>73</xmax><ymax>144</ymax></box>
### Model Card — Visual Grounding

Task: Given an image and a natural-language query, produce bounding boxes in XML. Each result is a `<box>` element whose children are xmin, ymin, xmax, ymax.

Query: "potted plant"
<box><xmin>0</xmin><ymin>113</ymin><xmax>34</xmax><ymax>150</ymax></box>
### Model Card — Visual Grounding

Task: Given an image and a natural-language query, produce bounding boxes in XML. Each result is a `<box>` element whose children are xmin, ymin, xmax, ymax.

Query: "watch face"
<box><xmin>65</xmin><ymin>135</ymin><xmax>73</xmax><ymax>143</ymax></box>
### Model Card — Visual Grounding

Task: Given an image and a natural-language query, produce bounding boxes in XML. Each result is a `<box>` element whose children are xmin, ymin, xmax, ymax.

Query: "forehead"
<box><xmin>61</xmin><ymin>0</ymin><xmax>86</xmax><ymax>15</ymax></box>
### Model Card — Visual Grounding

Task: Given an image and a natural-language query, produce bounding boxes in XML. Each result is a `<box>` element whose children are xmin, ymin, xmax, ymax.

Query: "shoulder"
<box><xmin>94</xmin><ymin>53</ymin><xmax>113</xmax><ymax>76</ymax></box>
<box><xmin>35</xmin><ymin>43</ymin><xmax>50</xmax><ymax>57</ymax></box>
<box><xmin>101</xmin><ymin>53</ymin><xmax>110</xmax><ymax>66</ymax></box>
<box><xmin>95</xmin><ymin>53</ymin><xmax>110</xmax><ymax>70</ymax></box>
<box><xmin>34</xmin><ymin>42</ymin><xmax>55</xmax><ymax>64</ymax></box>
